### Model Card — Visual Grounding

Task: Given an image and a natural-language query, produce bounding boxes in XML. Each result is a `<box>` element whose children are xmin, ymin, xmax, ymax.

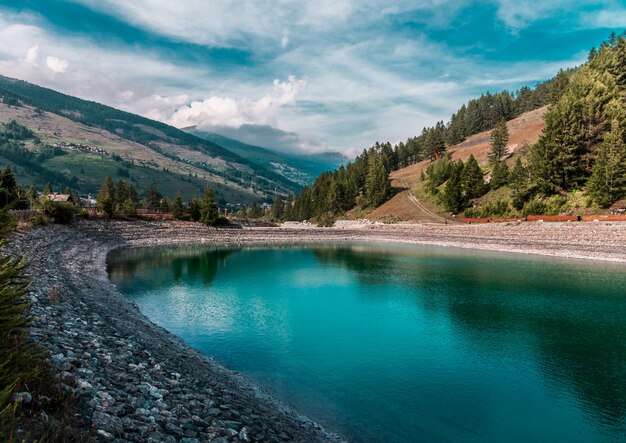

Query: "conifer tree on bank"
<box><xmin>172</xmin><ymin>192</ymin><xmax>184</xmax><ymax>219</ymax></box>
<box><xmin>588</xmin><ymin>118</ymin><xmax>626</xmax><ymax>207</ymax></box>
<box><xmin>488</xmin><ymin>120</ymin><xmax>509</xmax><ymax>164</ymax></box>
<box><xmin>199</xmin><ymin>186</ymin><xmax>219</xmax><ymax>226</ymax></box>
<box><xmin>96</xmin><ymin>176</ymin><xmax>115</xmax><ymax>217</ymax></box>
<box><xmin>462</xmin><ymin>155</ymin><xmax>487</xmax><ymax>199</ymax></box>
<box><xmin>365</xmin><ymin>153</ymin><xmax>391</xmax><ymax>207</ymax></box>
<box><xmin>442</xmin><ymin>161</ymin><xmax>467</xmax><ymax>213</ymax></box>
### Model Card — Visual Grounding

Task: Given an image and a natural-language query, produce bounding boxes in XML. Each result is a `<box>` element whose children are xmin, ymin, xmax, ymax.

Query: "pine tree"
<box><xmin>488</xmin><ymin>120</ymin><xmax>509</xmax><ymax>164</ymax></box>
<box><xmin>42</xmin><ymin>183</ymin><xmax>53</xmax><ymax>195</ymax></box>
<box><xmin>189</xmin><ymin>198</ymin><xmax>201</xmax><ymax>221</ymax></box>
<box><xmin>0</xmin><ymin>166</ymin><xmax>19</xmax><ymax>209</ymax></box>
<box><xmin>442</xmin><ymin>161</ymin><xmax>468</xmax><ymax>213</ymax></box>
<box><xmin>530</xmin><ymin>95</ymin><xmax>586</xmax><ymax>192</ymax></box>
<box><xmin>145</xmin><ymin>186</ymin><xmax>162</xmax><ymax>211</ymax></box>
<box><xmin>462</xmin><ymin>155</ymin><xmax>487</xmax><ymax>199</ymax></box>
<box><xmin>200</xmin><ymin>187</ymin><xmax>219</xmax><ymax>226</ymax></box>
<box><xmin>490</xmin><ymin>162</ymin><xmax>510</xmax><ymax>189</ymax></box>
<box><xmin>270</xmin><ymin>196</ymin><xmax>284</xmax><ymax>221</ymax></box>
<box><xmin>588</xmin><ymin>119</ymin><xmax>626</xmax><ymax>207</ymax></box>
<box><xmin>365</xmin><ymin>154</ymin><xmax>391</xmax><ymax>207</ymax></box>
<box><xmin>510</xmin><ymin>158</ymin><xmax>531</xmax><ymax>209</ymax></box>
<box><xmin>26</xmin><ymin>186</ymin><xmax>38</xmax><ymax>209</ymax></box>
<box><xmin>96</xmin><ymin>176</ymin><xmax>115</xmax><ymax>217</ymax></box>
<box><xmin>172</xmin><ymin>192</ymin><xmax>184</xmax><ymax>219</ymax></box>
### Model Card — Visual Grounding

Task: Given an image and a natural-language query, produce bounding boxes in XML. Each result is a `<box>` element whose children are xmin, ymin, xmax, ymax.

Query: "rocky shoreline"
<box><xmin>9</xmin><ymin>220</ymin><xmax>626</xmax><ymax>442</ymax></box>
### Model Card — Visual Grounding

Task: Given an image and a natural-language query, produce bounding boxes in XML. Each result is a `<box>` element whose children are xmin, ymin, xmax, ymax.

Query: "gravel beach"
<box><xmin>9</xmin><ymin>219</ymin><xmax>626</xmax><ymax>442</ymax></box>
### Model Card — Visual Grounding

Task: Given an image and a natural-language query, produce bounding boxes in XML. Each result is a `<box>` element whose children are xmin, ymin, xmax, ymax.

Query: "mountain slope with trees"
<box><xmin>277</xmin><ymin>32</ymin><xmax>625</xmax><ymax>224</ymax></box>
<box><xmin>0</xmin><ymin>75</ymin><xmax>301</xmax><ymax>203</ymax></box>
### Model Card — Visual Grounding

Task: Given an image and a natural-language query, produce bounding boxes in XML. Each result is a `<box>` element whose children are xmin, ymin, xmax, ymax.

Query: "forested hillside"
<box><xmin>0</xmin><ymin>76</ymin><xmax>300</xmax><ymax>202</ymax></box>
<box><xmin>265</xmin><ymin>32</ymin><xmax>625</xmax><ymax>223</ymax></box>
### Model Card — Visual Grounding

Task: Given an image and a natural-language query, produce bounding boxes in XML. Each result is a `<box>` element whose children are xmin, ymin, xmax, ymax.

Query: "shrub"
<box><xmin>481</xmin><ymin>200</ymin><xmax>511</xmax><ymax>218</ymax></box>
<box><xmin>317</xmin><ymin>212</ymin><xmax>336</xmax><ymax>227</ymax></box>
<box><xmin>40</xmin><ymin>201</ymin><xmax>76</xmax><ymax>224</ymax></box>
<box><xmin>28</xmin><ymin>212</ymin><xmax>46</xmax><ymax>226</ymax></box>
<box><xmin>545</xmin><ymin>195</ymin><xmax>567</xmax><ymax>216</ymax></box>
<box><xmin>522</xmin><ymin>199</ymin><xmax>547</xmax><ymax>216</ymax></box>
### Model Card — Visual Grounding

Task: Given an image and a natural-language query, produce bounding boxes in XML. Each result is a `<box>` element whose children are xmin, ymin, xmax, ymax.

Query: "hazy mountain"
<box><xmin>185</xmin><ymin>130</ymin><xmax>346</xmax><ymax>186</ymax></box>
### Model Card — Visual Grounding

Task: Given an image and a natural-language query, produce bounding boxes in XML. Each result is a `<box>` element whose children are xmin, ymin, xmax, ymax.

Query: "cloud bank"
<box><xmin>0</xmin><ymin>1</ymin><xmax>623</xmax><ymax>156</ymax></box>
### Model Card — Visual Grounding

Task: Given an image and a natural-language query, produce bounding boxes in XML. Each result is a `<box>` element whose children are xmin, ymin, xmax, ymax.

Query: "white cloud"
<box><xmin>45</xmin><ymin>56</ymin><xmax>69</xmax><ymax>73</ymax></box>
<box><xmin>25</xmin><ymin>45</ymin><xmax>39</xmax><ymax>64</ymax></box>
<box><xmin>168</xmin><ymin>76</ymin><xmax>307</xmax><ymax>129</ymax></box>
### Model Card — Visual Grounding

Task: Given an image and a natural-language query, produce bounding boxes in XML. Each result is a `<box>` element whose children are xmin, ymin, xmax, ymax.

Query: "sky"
<box><xmin>0</xmin><ymin>1</ymin><xmax>624</xmax><ymax>157</ymax></box>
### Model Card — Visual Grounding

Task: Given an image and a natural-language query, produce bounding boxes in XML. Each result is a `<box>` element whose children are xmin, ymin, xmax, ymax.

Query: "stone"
<box><xmin>92</xmin><ymin>411</ymin><xmax>124</xmax><ymax>436</ymax></box>
<box><xmin>164</xmin><ymin>422</ymin><xmax>184</xmax><ymax>437</ymax></box>
<box><xmin>13</xmin><ymin>392</ymin><xmax>32</xmax><ymax>404</ymax></box>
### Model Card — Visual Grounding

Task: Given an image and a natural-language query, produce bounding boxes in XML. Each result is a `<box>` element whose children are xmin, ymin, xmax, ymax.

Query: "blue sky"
<box><xmin>0</xmin><ymin>1</ymin><xmax>624</xmax><ymax>156</ymax></box>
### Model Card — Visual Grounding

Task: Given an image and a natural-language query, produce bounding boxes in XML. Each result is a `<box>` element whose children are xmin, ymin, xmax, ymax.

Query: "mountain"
<box><xmin>184</xmin><ymin>130</ymin><xmax>346</xmax><ymax>186</ymax></box>
<box><xmin>0</xmin><ymin>75</ymin><xmax>301</xmax><ymax>203</ymax></box>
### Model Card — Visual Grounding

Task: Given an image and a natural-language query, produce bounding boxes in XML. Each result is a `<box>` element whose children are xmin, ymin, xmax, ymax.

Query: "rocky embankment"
<box><xmin>9</xmin><ymin>220</ymin><xmax>626</xmax><ymax>442</ymax></box>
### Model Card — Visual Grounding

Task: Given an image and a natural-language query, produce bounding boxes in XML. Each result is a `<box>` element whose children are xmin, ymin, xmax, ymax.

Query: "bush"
<box><xmin>481</xmin><ymin>200</ymin><xmax>511</xmax><ymax>218</ymax></box>
<box><xmin>40</xmin><ymin>201</ymin><xmax>76</xmax><ymax>224</ymax></box>
<box><xmin>522</xmin><ymin>199</ymin><xmax>547</xmax><ymax>216</ymax></box>
<box><xmin>545</xmin><ymin>195</ymin><xmax>567</xmax><ymax>215</ymax></box>
<box><xmin>317</xmin><ymin>212</ymin><xmax>336</xmax><ymax>227</ymax></box>
<box><xmin>29</xmin><ymin>212</ymin><xmax>46</xmax><ymax>226</ymax></box>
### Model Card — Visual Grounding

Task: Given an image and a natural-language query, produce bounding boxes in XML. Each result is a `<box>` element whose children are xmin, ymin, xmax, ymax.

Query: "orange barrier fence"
<box><xmin>582</xmin><ymin>214</ymin><xmax>626</xmax><ymax>222</ymax></box>
<box><xmin>526</xmin><ymin>215</ymin><xmax>580</xmax><ymax>222</ymax></box>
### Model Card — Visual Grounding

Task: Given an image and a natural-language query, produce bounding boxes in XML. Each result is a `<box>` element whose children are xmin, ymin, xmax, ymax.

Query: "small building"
<box><xmin>45</xmin><ymin>193</ymin><xmax>74</xmax><ymax>203</ymax></box>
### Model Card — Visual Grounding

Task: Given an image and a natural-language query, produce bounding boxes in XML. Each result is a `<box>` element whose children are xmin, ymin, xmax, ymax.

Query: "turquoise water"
<box><xmin>108</xmin><ymin>243</ymin><xmax>626</xmax><ymax>443</ymax></box>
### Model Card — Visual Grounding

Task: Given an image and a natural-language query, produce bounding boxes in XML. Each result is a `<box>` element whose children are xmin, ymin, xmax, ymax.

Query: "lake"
<box><xmin>108</xmin><ymin>243</ymin><xmax>626</xmax><ymax>442</ymax></box>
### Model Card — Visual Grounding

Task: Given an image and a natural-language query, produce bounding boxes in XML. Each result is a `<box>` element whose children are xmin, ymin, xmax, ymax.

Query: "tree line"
<box><xmin>95</xmin><ymin>176</ymin><xmax>224</xmax><ymax>226</ymax></box>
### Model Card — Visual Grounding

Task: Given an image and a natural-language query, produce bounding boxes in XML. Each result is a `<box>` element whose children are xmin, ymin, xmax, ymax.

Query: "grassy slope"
<box><xmin>0</xmin><ymin>75</ymin><xmax>300</xmax><ymax>201</ymax></box>
<box><xmin>366</xmin><ymin>106</ymin><xmax>548</xmax><ymax>222</ymax></box>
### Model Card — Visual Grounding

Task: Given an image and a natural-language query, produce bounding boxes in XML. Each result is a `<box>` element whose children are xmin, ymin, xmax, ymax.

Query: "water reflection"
<box><xmin>108</xmin><ymin>243</ymin><xmax>626</xmax><ymax>441</ymax></box>
<box><xmin>312</xmin><ymin>245</ymin><xmax>626</xmax><ymax>432</ymax></box>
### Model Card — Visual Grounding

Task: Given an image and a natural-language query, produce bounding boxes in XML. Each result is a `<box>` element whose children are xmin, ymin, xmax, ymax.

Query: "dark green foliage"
<box><xmin>365</xmin><ymin>152</ymin><xmax>391</xmax><ymax>207</ymax></box>
<box><xmin>528</xmin><ymin>33</ymin><xmax>626</xmax><ymax>202</ymax></box>
<box><xmin>0</xmin><ymin>166</ymin><xmax>27</xmax><ymax>209</ymax></box>
<box><xmin>317</xmin><ymin>211</ymin><xmax>336</xmax><ymax>227</ymax></box>
<box><xmin>488</xmin><ymin>120</ymin><xmax>509</xmax><ymax>164</ymax></box>
<box><xmin>172</xmin><ymin>192</ymin><xmax>184</xmax><ymax>219</ymax></box>
<box><xmin>442</xmin><ymin>161</ymin><xmax>468</xmax><ymax>213</ymax></box>
<box><xmin>144</xmin><ymin>186</ymin><xmax>162</xmax><ymax>211</ymax></box>
<box><xmin>188</xmin><ymin>199</ymin><xmax>201</xmax><ymax>221</ymax></box>
<box><xmin>464</xmin><ymin>200</ymin><xmax>511</xmax><ymax>218</ymax></box>
<box><xmin>40</xmin><ymin>200</ymin><xmax>76</xmax><ymax>224</ymax></box>
<box><xmin>490</xmin><ymin>162</ymin><xmax>510</xmax><ymax>189</ymax></box>
<box><xmin>510</xmin><ymin>158</ymin><xmax>532</xmax><ymax>209</ymax></box>
<box><xmin>588</xmin><ymin>118</ymin><xmax>626</xmax><ymax>207</ymax></box>
<box><xmin>522</xmin><ymin>200</ymin><xmax>548</xmax><ymax>216</ymax></box>
<box><xmin>200</xmin><ymin>187</ymin><xmax>219</xmax><ymax>226</ymax></box>
<box><xmin>425</xmin><ymin>155</ymin><xmax>454</xmax><ymax>195</ymax></box>
<box><xmin>96</xmin><ymin>176</ymin><xmax>115</xmax><ymax>217</ymax></box>
<box><xmin>0</xmin><ymin>207</ymin><xmax>31</xmax><ymax>437</ymax></box>
<box><xmin>270</xmin><ymin>196</ymin><xmax>284</xmax><ymax>221</ymax></box>
<box><xmin>461</xmin><ymin>155</ymin><xmax>487</xmax><ymax>199</ymax></box>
